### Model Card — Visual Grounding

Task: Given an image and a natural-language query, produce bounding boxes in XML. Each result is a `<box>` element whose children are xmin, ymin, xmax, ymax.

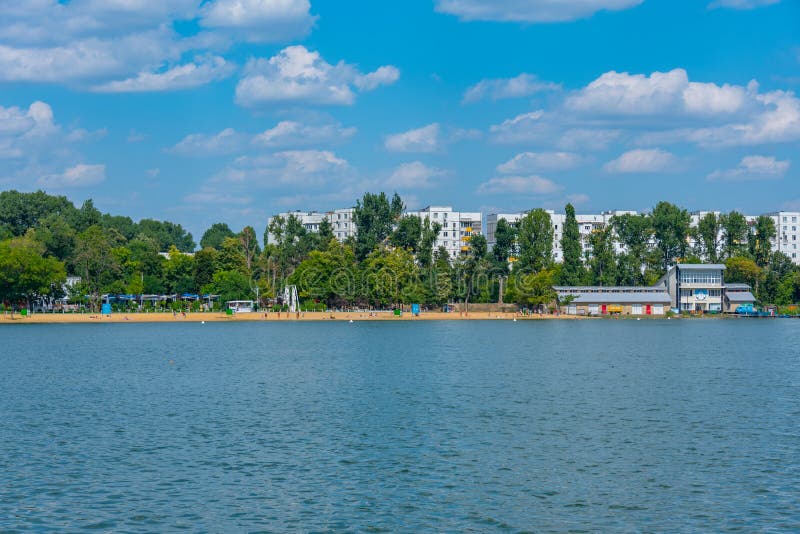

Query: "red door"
<box><xmin>602</xmin><ymin>304</ymin><xmax>607</xmax><ymax>315</ymax></box>
<box><xmin>646</xmin><ymin>305</ymin><xmax>652</xmax><ymax>315</ymax></box>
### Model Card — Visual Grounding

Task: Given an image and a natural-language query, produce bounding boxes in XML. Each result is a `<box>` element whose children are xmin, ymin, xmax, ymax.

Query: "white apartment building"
<box><xmin>406</xmin><ymin>206</ymin><xmax>482</xmax><ymax>260</ymax></box>
<box><xmin>768</xmin><ymin>211</ymin><xmax>800</xmax><ymax>262</ymax></box>
<box><xmin>267</xmin><ymin>205</ymin><xmax>481</xmax><ymax>259</ymax></box>
<box><xmin>266</xmin><ymin>208</ymin><xmax>356</xmax><ymax>244</ymax></box>
<box><xmin>486</xmin><ymin>210</ymin><xmax>635</xmax><ymax>262</ymax></box>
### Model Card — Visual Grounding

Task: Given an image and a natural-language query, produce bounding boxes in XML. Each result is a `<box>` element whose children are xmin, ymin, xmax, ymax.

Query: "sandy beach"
<box><xmin>0</xmin><ymin>310</ymin><xmax>590</xmax><ymax>324</ymax></box>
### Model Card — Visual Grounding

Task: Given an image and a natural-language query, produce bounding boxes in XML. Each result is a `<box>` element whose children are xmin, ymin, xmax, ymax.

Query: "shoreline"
<box><xmin>0</xmin><ymin>311</ymin><xmax>598</xmax><ymax>324</ymax></box>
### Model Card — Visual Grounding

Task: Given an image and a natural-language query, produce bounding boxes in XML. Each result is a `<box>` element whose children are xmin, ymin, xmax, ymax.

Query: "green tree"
<box><xmin>588</xmin><ymin>226</ymin><xmax>618</xmax><ymax>286</ymax></box>
<box><xmin>238</xmin><ymin>226</ymin><xmax>261</xmax><ymax>274</ymax></box>
<box><xmin>695</xmin><ymin>212</ymin><xmax>722</xmax><ymax>262</ymax></box>
<box><xmin>0</xmin><ymin>190</ymin><xmax>78</xmax><ymax>236</ymax></box>
<box><xmin>725</xmin><ymin>256</ymin><xmax>763</xmax><ymax>295</ymax></box>
<box><xmin>71</xmin><ymin>199</ymin><xmax>102</xmax><ymax>233</ymax></box>
<box><xmin>417</xmin><ymin>217</ymin><xmax>442</xmax><ymax>270</ymax></box>
<box><xmin>193</xmin><ymin>247</ymin><xmax>219</xmax><ymax>292</ymax></box>
<box><xmin>163</xmin><ymin>246</ymin><xmax>195</xmax><ymax>294</ymax></box>
<box><xmin>363</xmin><ymin>246</ymin><xmax>418</xmax><ymax>307</ymax></box>
<box><xmin>0</xmin><ymin>237</ymin><xmax>66</xmax><ymax>308</ymax></box>
<box><xmin>101</xmin><ymin>214</ymin><xmax>138</xmax><ymax>241</ymax></box>
<box><xmin>720</xmin><ymin>211</ymin><xmax>748</xmax><ymax>259</ymax></box>
<box><xmin>651</xmin><ymin>201</ymin><xmax>691</xmax><ymax>272</ymax></box>
<box><xmin>353</xmin><ymin>192</ymin><xmax>403</xmax><ymax>261</ymax></box>
<box><xmin>137</xmin><ymin>219</ymin><xmax>195</xmax><ymax>252</ymax></box>
<box><xmin>200</xmin><ymin>222</ymin><xmax>235</xmax><ymax>249</ymax></box>
<box><xmin>202</xmin><ymin>270</ymin><xmax>252</xmax><ymax>305</ymax></box>
<box><xmin>559</xmin><ymin>203</ymin><xmax>584</xmax><ymax>285</ymax></box>
<box><xmin>391</xmin><ymin>215</ymin><xmax>423</xmax><ymax>252</ymax></box>
<box><xmin>431</xmin><ymin>246</ymin><xmax>453</xmax><ymax>305</ymax></box>
<box><xmin>289</xmin><ymin>240</ymin><xmax>359</xmax><ymax>307</ymax></box>
<box><xmin>217</xmin><ymin>236</ymin><xmax>248</xmax><ymax>274</ymax></box>
<box><xmin>491</xmin><ymin>219</ymin><xmax>517</xmax><ymax>273</ymax></box>
<box><xmin>749</xmin><ymin>215</ymin><xmax>776</xmax><ymax>267</ymax></box>
<box><xmin>72</xmin><ymin>225</ymin><xmax>121</xmax><ymax>307</ymax></box>
<box><xmin>317</xmin><ymin>217</ymin><xmax>334</xmax><ymax>247</ymax></box>
<box><xmin>517</xmin><ymin>208</ymin><xmax>553</xmax><ymax>273</ymax></box>
<box><xmin>34</xmin><ymin>213</ymin><xmax>76</xmax><ymax>260</ymax></box>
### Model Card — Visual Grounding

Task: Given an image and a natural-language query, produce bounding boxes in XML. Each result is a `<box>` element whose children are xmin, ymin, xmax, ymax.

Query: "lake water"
<box><xmin>1</xmin><ymin>320</ymin><xmax>799</xmax><ymax>532</ymax></box>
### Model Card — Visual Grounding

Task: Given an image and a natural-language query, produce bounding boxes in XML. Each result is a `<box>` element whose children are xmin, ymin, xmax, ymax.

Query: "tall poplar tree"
<box><xmin>559</xmin><ymin>203</ymin><xmax>584</xmax><ymax>285</ymax></box>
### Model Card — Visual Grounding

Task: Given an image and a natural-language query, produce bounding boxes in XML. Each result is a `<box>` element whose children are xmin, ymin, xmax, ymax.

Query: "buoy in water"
<box><xmin>349</xmin><ymin>319</ymin><xmax>354</xmax><ymax>323</ymax></box>
<box><xmin>201</xmin><ymin>321</ymin><xmax>205</xmax><ymax>324</ymax></box>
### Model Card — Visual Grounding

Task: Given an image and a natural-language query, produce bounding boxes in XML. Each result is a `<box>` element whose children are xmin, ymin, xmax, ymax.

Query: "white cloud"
<box><xmin>0</xmin><ymin>30</ymin><xmax>185</xmax><ymax>84</ymax></box>
<box><xmin>557</xmin><ymin>128</ymin><xmax>621</xmax><ymax>151</ymax></box>
<box><xmin>170</xmin><ymin>120</ymin><xmax>357</xmax><ymax>156</ymax></box>
<box><xmin>565</xmin><ymin>68</ymin><xmax>754</xmax><ymax>117</ymax></box>
<box><xmin>707</xmin><ymin>155</ymin><xmax>790</xmax><ymax>181</ymax></box>
<box><xmin>39</xmin><ymin>163</ymin><xmax>106</xmax><ymax>188</ymax></box>
<box><xmin>200</xmin><ymin>0</ymin><xmax>316</xmax><ymax>42</ymax></box>
<box><xmin>216</xmin><ymin>150</ymin><xmax>349</xmax><ymax>187</ymax></box>
<box><xmin>477</xmin><ymin>175</ymin><xmax>561</xmax><ymax>195</ymax></box>
<box><xmin>387</xmin><ymin>162</ymin><xmax>446</xmax><ymax>189</ymax></box>
<box><xmin>435</xmin><ymin>0</ymin><xmax>643</xmax><ymax>22</ymax></box>
<box><xmin>488</xmin><ymin>111</ymin><xmax>551</xmax><ymax>144</ymax></box>
<box><xmin>92</xmin><ymin>56</ymin><xmax>234</xmax><ymax>93</ymax></box>
<box><xmin>497</xmin><ymin>152</ymin><xmax>582</xmax><ymax>173</ymax></box>
<box><xmin>385</xmin><ymin>123</ymin><xmax>441</xmax><ymax>153</ymax></box>
<box><xmin>235</xmin><ymin>46</ymin><xmax>399</xmax><ymax>107</ymax></box>
<box><xmin>683</xmin><ymin>90</ymin><xmax>800</xmax><ymax>146</ymax></box>
<box><xmin>354</xmin><ymin>66</ymin><xmax>401</xmax><ymax>91</ymax></box>
<box><xmin>65</xmin><ymin>127</ymin><xmax>107</xmax><ymax>143</ymax></box>
<box><xmin>710</xmin><ymin>0</ymin><xmax>780</xmax><ymax>9</ymax></box>
<box><xmin>169</xmin><ymin>128</ymin><xmax>248</xmax><ymax>156</ymax></box>
<box><xmin>567</xmin><ymin>193</ymin><xmax>590</xmax><ymax>205</ymax></box>
<box><xmin>463</xmin><ymin>73</ymin><xmax>560</xmax><ymax>103</ymax></box>
<box><xmin>253</xmin><ymin>120</ymin><xmax>356</xmax><ymax>148</ymax></box>
<box><xmin>603</xmin><ymin>148</ymin><xmax>677</xmax><ymax>173</ymax></box>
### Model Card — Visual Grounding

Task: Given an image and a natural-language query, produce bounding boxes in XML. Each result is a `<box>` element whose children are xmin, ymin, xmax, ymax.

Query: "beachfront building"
<box><xmin>554</xmin><ymin>286</ymin><xmax>671</xmax><ymax>316</ymax></box>
<box><xmin>723</xmin><ymin>283</ymin><xmax>756</xmax><ymax>313</ymax></box>
<box><xmin>657</xmin><ymin>264</ymin><xmax>726</xmax><ymax>313</ymax></box>
<box><xmin>406</xmin><ymin>206</ymin><xmax>482</xmax><ymax>260</ymax></box>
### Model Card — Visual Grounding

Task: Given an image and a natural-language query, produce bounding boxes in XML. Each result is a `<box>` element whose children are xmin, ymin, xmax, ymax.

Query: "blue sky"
<box><xmin>0</xmin><ymin>0</ymin><xmax>798</xmax><ymax>239</ymax></box>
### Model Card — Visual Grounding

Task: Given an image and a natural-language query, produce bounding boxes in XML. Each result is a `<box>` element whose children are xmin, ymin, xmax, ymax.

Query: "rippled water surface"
<box><xmin>2</xmin><ymin>320</ymin><xmax>799</xmax><ymax>531</ymax></box>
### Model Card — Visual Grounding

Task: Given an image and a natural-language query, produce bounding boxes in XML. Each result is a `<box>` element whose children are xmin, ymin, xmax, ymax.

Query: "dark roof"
<box><xmin>675</xmin><ymin>264</ymin><xmax>726</xmax><ymax>270</ymax></box>
<box><xmin>725</xmin><ymin>283</ymin><xmax>752</xmax><ymax>290</ymax></box>
<box><xmin>727</xmin><ymin>292</ymin><xmax>756</xmax><ymax>302</ymax></box>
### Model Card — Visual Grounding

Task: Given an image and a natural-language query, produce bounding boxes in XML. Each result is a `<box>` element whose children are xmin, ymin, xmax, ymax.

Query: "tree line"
<box><xmin>1</xmin><ymin>190</ymin><xmax>799</xmax><ymax>311</ymax></box>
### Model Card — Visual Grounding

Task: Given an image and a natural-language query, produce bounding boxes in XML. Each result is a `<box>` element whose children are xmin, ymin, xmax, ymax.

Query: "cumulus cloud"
<box><xmin>170</xmin><ymin>120</ymin><xmax>357</xmax><ymax>156</ymax></box>
<box><xmin>385</xmin><ymin>123</ymin><xmax>441</xmax><ymax>153</ymax></box>
<box><xmin>497</xmin><ymin>152</ymin><xmax>582</xmax><ymax>173</ymax></box>
<box><xmin>603</xmin><ymin>148</ymin><xmax>677</xmax><ymax>173</ymax></box>
<box><xmin>477</xmin><ymin>175</ymin><xmax>561</xmax><ymax>195</ymax></box>
<box><xmin>39</xmin><ymin>163</ymin><xmax>106</xmax><ymax>188</ymax></box>
<box><xmin>200</xmin><ymin>0</ymin><xmax>316</xmax><ymax>41</ymax></box>
<box><xmin>463</xmin><ymin>73</ymin><xmax>560</xmax><ymax>103</ymax></box>
<box><xmin>565</xmin><ymin>68</ymin><xmax>755</xmax><ymax>117</ymax></box>
<box><xmin>387</xmin><ymin>162</ymin><xmax>447</xmax><ymax>189</ymax></box>
<box><xmin>169</xmin><ymin>128</ymin><xmax>248</xmax><ymax>156</ymax></box>
<box><xmin>215</xmin><ymin>150</ymin><xmax>349</xmax><ymax>187</ymax></box>
<box><xmin>435</xmin><ymin>0</ymin><xmax>643</xmax><ymax>22</ymax></box>
<box><xmin>709</xmin><ymin>0</ymin><xmax>780</xmax><ymax>9</ymax></box>
<box><xmin>235</xmin><ymin>46</ymin><xmax>399</xmax><ymax>107</ymax></box>
<box><xmin>92</xmin><ymin>56</ymin><xmax>234</xmax><ymax>93</ymax></box>
<box><xmin>488</xmin><ymin>111</ymin><xmax>552</xmax><ymax>144</ymax></box>
<box><xmin>253</xmin><ymin>120</ymin><xmax>356</xmax><ymax>148</ymax></box>
<box><xmin>707</xmin><ymin>155</ymin><xmax>789</xmax><ymax>181</ymax></box>
<box><xmin>0</xmin><ymin>0</ymin><xmax>311</xmax><ymax>89</ymax></box>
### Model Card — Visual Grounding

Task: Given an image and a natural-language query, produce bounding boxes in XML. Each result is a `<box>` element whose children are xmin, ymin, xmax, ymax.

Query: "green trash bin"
<box><xmin>394</xmin><ymin>309</ymin><xmax>402</xmax><ymax>317</ymax></box>
<box><xmin>226</xmin><ymin>308</ymin><xmax>233</xmax><ymax>316</ymax></box>
<box><xmin>20</xmin><ymin>309</ymin><xmax>28</xmax><ymax>316</ymax></box>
